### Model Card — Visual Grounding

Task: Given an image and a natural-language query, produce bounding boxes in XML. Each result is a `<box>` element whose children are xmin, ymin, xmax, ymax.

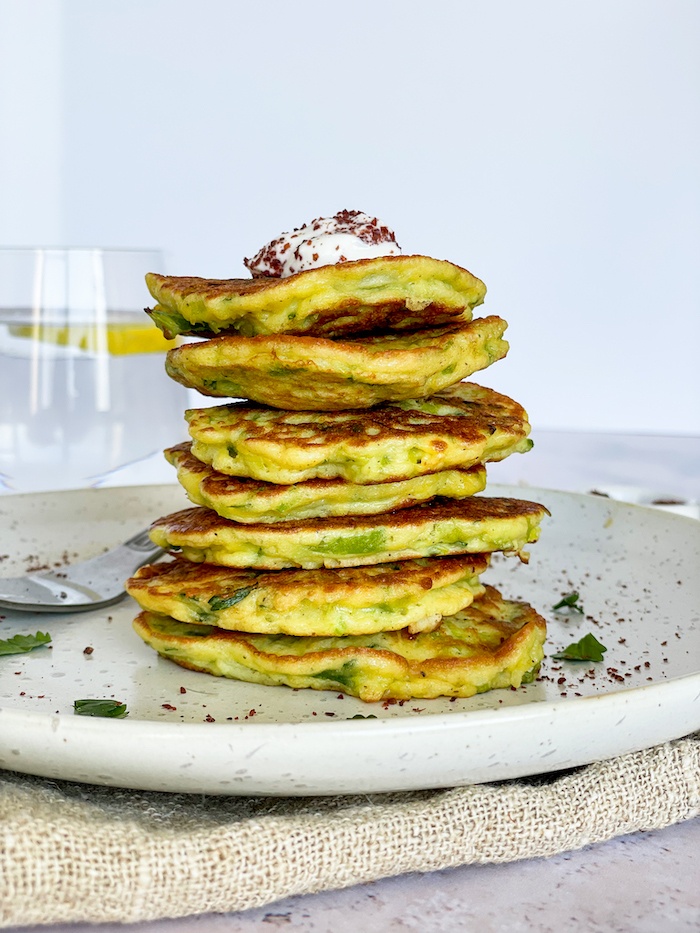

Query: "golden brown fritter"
<box><xmin>164</xmin><ymin>317</ymin><xmax>509</xmax><ymax>409</ymax></box>
<box><xmin>184</xmin><ymin>382</ymin><xmax>531</xmax><ymax>485</ymax></box>
<box><xmin>132</xmin><ymin>584</ymin><xmax>547</xmax><ymax>701</ymax></box>
<box><xmin>127</xmin><ymin>553</ymin><xmax>490</xmax><ymax>636</ymax></box>
<box><xmin>147</xmin><ymin>496</ymin><xmax>548</xmax><ymax>570</ymax></box>
<box><xmin>145</xmin><ymin>255</ymin><xmax>486</xmax><ymax>339</ymax></box>
<box><xmin>166</xmin><ymin>442</ymin><xmax>487</xmax><ymax>522</ymax></box>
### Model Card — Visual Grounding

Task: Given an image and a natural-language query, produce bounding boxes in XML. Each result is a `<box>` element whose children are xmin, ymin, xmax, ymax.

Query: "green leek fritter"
<box><xmin>132</xmin><ymin>584</ymin><xmax>546</xmax><ymax>701</ymax></box>
<box><xmin>164</xmin><ymin>317</ymin><xmax>508</xmax><ymax>410</ymax></box>
<box><xmin>185</xmin><ymin>382</ymin><xmax>531</xmax><ymax>486</ymax></box>
<box><xmin>148</xmin><ymin>497</ymin><xmax>548</xmax><ymax>570</ymax></box>
<box><xmin>145</xmin><ymin>255</ymin><xmax>486</xmax><ymax>339</ymax></box>
<box><xmin>126</xmin><ymin>553</ymin><xmax>490</xmax><ymax>636</ymax></box>
<box><xmin>166</xmin><ymin>443</ymin><xmax>487</xmax><ymax>523</ymax></box>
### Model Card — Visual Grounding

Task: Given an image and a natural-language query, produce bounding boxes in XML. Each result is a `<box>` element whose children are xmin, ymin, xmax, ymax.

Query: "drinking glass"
<box><xmin>0</xmin><ymin>248</ymin><xmax>189</xmax><ymax>492</ymax></box>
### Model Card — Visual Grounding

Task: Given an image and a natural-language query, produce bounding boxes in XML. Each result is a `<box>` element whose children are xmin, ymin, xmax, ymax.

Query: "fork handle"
<box><xmin>65</xmin><ymin>531</ymin><xmax>164</xmax><ymax>586</ymax></box>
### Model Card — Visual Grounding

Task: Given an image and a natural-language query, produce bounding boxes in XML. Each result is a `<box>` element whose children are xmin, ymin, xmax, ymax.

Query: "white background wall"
<box><xmin>1</xmin><ymin>0</ymin><xmax>698</xmax><ymax>436</ymax></box>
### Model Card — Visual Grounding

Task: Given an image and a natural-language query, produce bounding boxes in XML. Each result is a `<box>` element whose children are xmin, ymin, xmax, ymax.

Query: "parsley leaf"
<box><xmin>74</xmin><ymin>699</ymin><xmax>128</xmax><ymax>718</ymax></box>
<box><xmin>552</xmin><ymin>591</ymin><xmax>584</xmax><ymax>613</ymax></box>
<box><xmin>0</xmin><ymin>631</ymin><xmax>52</xmax><ymax>656</ymax></box>
<box><xmin>552</xmin><ymin>633</ymin><xmax>607</xmax><ymax>662</ymax></box>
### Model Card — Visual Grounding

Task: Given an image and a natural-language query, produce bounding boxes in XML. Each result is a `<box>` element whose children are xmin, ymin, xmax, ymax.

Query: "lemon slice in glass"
<box><xmin>8</xmin><ymin>322</ymin><xmax>179</xmax><ymax>355</ymax></box>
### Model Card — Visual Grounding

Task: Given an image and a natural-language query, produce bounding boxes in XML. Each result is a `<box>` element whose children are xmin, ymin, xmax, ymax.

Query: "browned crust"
<box><xmin>165</xmin><ymin>442</ymin><xmax>486</xmax><ymax>501</ymax></box>
<box><xmin>184</xmin><ymin>382</ymin><xmax>529</xmax><ymax>451</ymax></box>
<box><xmin>146</xmin><ymin>255</ymin><xmax>487</xmax><ymax>339</ymax></box>
<box><xmin>133</xmin><ymin>585</ymin><xmax>546</xmax><ymax>676</ymax></box>
<box><xmin>150</xmin><ymin>496</ymin><xmax>549</xmax><ymax>538</ymax></box>
<box><xmin>165</xmin><ymin>319</ymin><xmax>486</xmax><ymax>361</ymax></box>
<box><xmin>147</xmin><ymin>254</ymin><xmax>479</xmax><ymax>301</ymax></box>
<box><xmin>127</xmin><ymin>553</ymin><xmax>490</xmax><ymax>600</ymax></box>
<box><xmin>150</xmin><ymin>299</ymin><xmax>470</xmax><ymax>340</ymax></box>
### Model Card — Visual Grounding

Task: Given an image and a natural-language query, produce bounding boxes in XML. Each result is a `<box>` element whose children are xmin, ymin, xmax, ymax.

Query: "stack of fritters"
<box><xmin>128</xmin><ymin>254</ymin><xmax>548</xmax><ymax>702</ymax></box>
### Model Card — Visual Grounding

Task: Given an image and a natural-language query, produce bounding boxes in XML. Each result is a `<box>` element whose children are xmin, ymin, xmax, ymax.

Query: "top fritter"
<box><xmin>145</xmin><ymin>211</ymin><xmax>486</xmax><ymax>340</ymax></box>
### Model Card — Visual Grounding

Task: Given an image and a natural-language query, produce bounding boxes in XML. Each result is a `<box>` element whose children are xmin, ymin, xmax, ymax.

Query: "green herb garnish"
<box><xmin>208</xmin><ymin>586</ymin><xmax>256</xmax><ymax>612</ymax></box>
<box><xmin>0</xmin><ymin>631</ymin><xmax>51</xmax><ymax>656</ymax></box>
<box><xmin>552</xmin><ymin>591</ymin><xmax>584</xmax><ymax>613</ymax></box>
<box><xmin>74</xmin><ymin>699</ymin><xmax>128</xmax><ymax>718</ymax></box>
<box><xmin>552</xmin><ymin>633</ymin><xmax>607</xmax><ymax>662</ymax></box>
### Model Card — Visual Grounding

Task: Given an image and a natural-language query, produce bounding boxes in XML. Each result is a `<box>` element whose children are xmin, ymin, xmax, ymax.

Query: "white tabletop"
<box><xmin>2</xmin><ymin>430</ymin><xmax>699</xmax><ymax>932</ymax></box>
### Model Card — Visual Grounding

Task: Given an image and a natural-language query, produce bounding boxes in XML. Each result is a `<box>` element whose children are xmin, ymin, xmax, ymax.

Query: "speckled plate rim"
<box><xmin>1</xmin><ymin>673</ymin><xmax>698</xmax><ymax>796</ymax></box>
<box><xmin>0</xmin><ymin>483</ymin><xmax>698</xmax><ymax>796</ymax></box>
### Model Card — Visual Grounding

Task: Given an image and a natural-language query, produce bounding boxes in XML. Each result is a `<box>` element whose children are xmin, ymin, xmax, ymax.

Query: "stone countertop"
<box><xmin>218</xmin><ymin>818</ymin><xmax>700</xmax><ymax>933</ymax></box>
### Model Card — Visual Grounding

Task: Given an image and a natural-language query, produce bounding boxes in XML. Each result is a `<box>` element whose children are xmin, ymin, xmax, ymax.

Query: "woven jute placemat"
<box><xmin>1</xmin><ymin>733</ymin><xmax>698</xmax><ymax>928</ymax></box>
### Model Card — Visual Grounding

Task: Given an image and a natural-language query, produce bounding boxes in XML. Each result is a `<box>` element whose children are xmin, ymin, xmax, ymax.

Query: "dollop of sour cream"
<box><xmin>244</xmin><ymin>210</ymin><xmax>402</xmax><ymax>278</ymax></box>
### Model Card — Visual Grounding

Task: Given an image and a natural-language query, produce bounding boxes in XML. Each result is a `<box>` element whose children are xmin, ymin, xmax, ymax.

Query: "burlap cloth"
<box><xmin>1</xmin><ymin>733</ymin><xmax>698</xmax><ymax>928</ymax></box>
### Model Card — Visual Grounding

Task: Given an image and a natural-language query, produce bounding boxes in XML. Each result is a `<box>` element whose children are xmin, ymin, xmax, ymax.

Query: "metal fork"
<box><xmin>0</xmin><ymin>529</ymin><xmax>163</xmax><ymax>613</ymax></box>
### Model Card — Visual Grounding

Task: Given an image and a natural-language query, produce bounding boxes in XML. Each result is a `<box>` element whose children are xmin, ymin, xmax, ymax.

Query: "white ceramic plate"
<box><xmin>0</xmin><ymin>484</ymin><xmax>698</xmax><ymax>796</ymax></box>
